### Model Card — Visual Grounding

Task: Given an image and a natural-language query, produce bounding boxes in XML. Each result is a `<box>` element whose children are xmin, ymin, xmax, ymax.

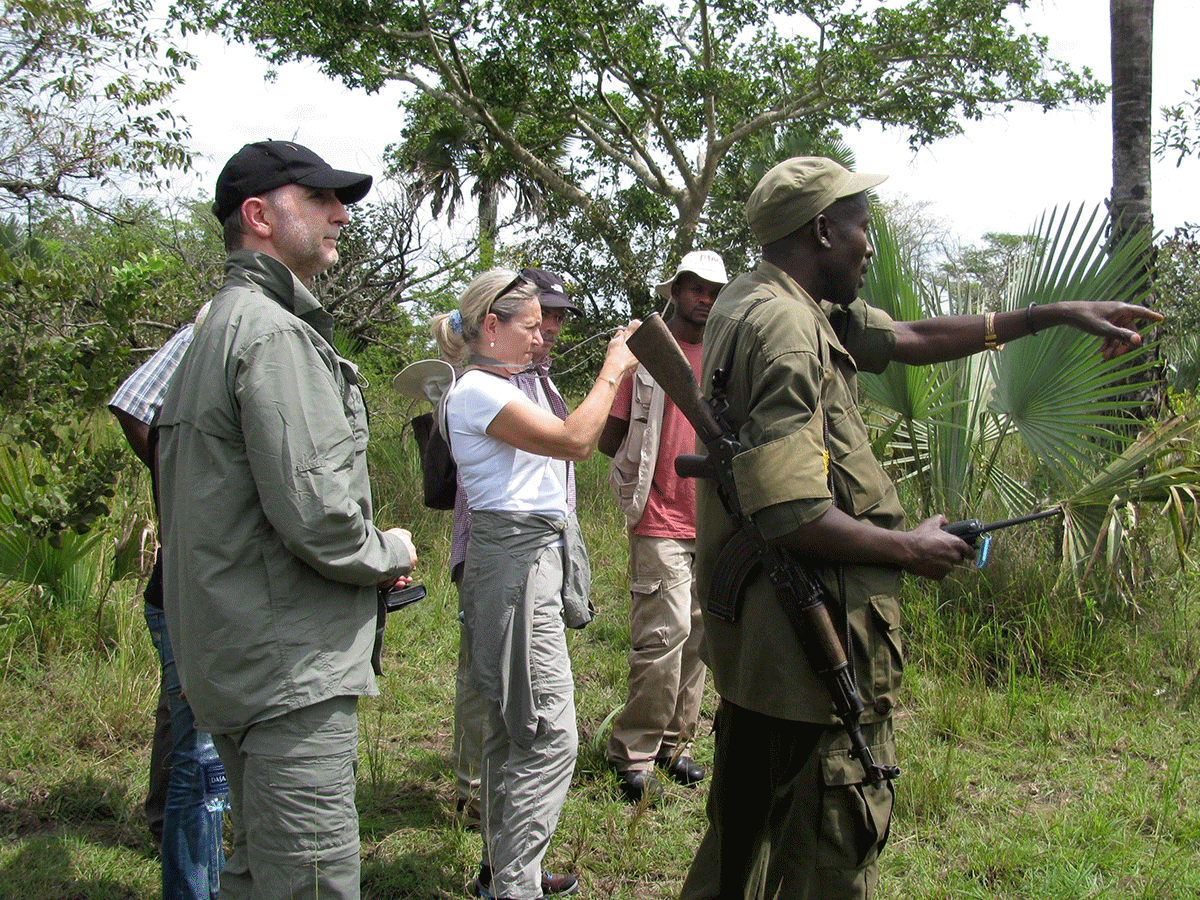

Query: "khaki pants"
<box><xmin>479</xmin><ymin>547</ymin><xmax>577</xmax><ymax>900</ymax></box>
<box><xmin>680</xmin><ymin>702</ymin><xmax>895</xmax><ymax>900</ymax></box>
<box><xmin>453</xmin><ymin>581</ymin><xmax>486</xmax><ymax>822</ymax></box>
<box><xmin>607</xmin><ymin>535</ymin><xmax>706</xmax><ymax>772</ymax></box>
<box><xmin>214</xmin><ymin>696</ymin><xmax>361</xmax><ymax>900</ymax></box>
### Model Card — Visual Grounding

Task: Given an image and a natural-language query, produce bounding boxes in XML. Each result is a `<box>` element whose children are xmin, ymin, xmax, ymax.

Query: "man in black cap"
<box><xmin>156</xmin><ymin>141</ymin><xmax>417</xmax><ymax>900</ymax></box>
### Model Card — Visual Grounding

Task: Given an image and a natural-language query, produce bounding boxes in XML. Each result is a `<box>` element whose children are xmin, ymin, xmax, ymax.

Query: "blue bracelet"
<box><xmin>1026</xmin><ymin>302</ymin><xmax>1039</xmax><ymax>335</ymax></box>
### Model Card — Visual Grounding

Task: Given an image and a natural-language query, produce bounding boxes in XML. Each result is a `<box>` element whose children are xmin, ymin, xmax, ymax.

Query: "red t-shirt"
<box><xmin>611</xmin><ymin>339</ymin><xmax>702</xmax><ymax>538</ymax></box>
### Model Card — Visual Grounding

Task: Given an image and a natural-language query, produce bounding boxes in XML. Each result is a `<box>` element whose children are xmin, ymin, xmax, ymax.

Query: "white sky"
<box><xmin>170</xmin><ymin>2</ymin><xmax>1198</xmax><ymax>248</ymax></box>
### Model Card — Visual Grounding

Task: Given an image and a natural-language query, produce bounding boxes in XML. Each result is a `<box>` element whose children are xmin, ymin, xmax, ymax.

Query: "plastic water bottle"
<box><xmin>200</xmin><ymin>755</ymin><xmax>229</xmax><ymax>815</ymax></box>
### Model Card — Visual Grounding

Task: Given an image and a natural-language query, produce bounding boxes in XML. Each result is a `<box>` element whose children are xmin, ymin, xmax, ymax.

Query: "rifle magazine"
<box><xmin>707</xmin><ymin>527</ymin><xmax>761</xmax><ymax>623</ymax></box>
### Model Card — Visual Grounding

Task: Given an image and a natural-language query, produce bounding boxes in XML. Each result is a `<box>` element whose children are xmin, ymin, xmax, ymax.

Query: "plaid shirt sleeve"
<box><xmin>107</xmin><ymin>325</ymin><xmax>195</xmax><ymax>425</ymax></box>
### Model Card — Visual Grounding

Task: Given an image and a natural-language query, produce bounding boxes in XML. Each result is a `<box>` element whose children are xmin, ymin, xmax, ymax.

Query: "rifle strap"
<box><xmin>812</xmin><ymin>330</ymin><xmax>856</xmax><ymax>691</ymax></box>
<box><xmin>822</xmin><ymin>404</ymin><xmax>854</xmax><ymax>689</ymax></box>
<box><xmin>711</xmin><ymin>297</ymin><xmax>771</xmax><ymax>404</ymax></box>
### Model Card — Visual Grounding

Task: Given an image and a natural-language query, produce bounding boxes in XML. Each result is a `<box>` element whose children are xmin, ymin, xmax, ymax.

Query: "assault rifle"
<box><xmin>626</xmin><ymin>313</ymin><xmax>899</xmax><ymax>785</ymax></box>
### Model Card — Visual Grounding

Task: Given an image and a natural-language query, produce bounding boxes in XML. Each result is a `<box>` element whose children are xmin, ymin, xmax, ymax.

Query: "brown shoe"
<box><xmin>470</xmin><ymin>864</ymin><xmax>580</xmax><ymax>897</ymax></box>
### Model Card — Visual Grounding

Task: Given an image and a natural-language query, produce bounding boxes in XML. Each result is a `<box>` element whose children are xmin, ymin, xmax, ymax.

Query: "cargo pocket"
<box><xmin>869</xmin><ymin>594</ymin><xmax>904</xmax><ymax>715</ymax></box>
<box><xmin>628</xmin><ymin>578</ymin><xmax>668</xmax><ymax>652</ymax></box>
<box><xmin>816</xmin><ymin>728</ymin><xmax>897</xmax><ymax>871</ymax></box>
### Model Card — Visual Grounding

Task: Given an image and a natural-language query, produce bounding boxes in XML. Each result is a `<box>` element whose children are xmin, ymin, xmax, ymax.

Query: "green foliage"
<box><xmin>0</xmin><ymin>0</ymin><xmax>194</xmax><ymax>214</ymax></box>
<box><xmin>392</xmin><ymin>94</ymin><xmax>572</xmax><ymax>267</ymax></box>
<box><xmin>175</xmin><ymin>0</ymin><xmax>1106</xmax><ymax>298</ymax></box>
<box><xmin>1155</xmin><ymin>77</ymin><xmax>1200</xmax><ymax>167</ymax></box>
<box><xmin>862</xmin><ymin>203</ymin><xmax>1200</xmax><ymax>585</ymax></box>
<box><xmin>937</xmin><ymin>231</ymin><xmax>1045</xmax><ymax>305</ymax></box>
<box><xmin>0</xmin><ymin>203</ymin><xmax>221</xmax><ymax>608</ymax></box>
<box><xmin>0</xmin><ymin>445</ymin><xmax>108</xmax><ymax>606</ymax></box>
<box><xmin>1155</xmin><ymin>225</ymin><xmax>1200</xmax><ymax>391</ymax></box>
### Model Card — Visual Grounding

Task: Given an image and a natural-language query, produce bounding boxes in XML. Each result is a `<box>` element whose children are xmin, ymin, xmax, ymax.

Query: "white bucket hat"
<box><xmin>655</xmin><ymin>249</ymin><xmax>729</xmax><ymax>300</ymax></box>
<box><xmin>391</xmin><ymin>359</ymin><xmax>456</xmax><ymax>406</ymax></box>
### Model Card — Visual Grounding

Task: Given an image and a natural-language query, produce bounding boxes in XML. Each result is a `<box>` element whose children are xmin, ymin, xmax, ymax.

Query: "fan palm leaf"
<box><xmin>991</xmin><ymin>205</ymin><xmax>1158</xmax><ymax>481</ymax></box>
<box><xmin>860</xmin><ymin>200</ymin><xmax>1200</xmax><ymax>583</ymax></box>
<box><xmin>1059</xmin><ymin>415</ymin><xmax>1200</xmax><ymax>576</ymax></box>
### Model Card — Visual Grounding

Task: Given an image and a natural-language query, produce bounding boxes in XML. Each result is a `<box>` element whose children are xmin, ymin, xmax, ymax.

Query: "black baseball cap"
<box><xmin>212</xmin><ymin>140</ymin><xmax>373</xmax><ymax>222</ymax></box>
<box><xmin>522</xmin><ymin>267</ymin><xmax>582</xmax><ymax>314</ymax></box>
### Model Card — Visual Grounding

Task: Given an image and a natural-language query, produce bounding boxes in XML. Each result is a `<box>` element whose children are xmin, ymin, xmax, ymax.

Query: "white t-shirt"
<box><xmin>445</xmin><ymin>369</ymin><xmax>568</xmax><ymax>516</ymax></box>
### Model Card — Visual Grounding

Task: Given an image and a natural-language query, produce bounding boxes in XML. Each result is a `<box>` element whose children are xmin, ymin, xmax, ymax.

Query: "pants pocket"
<box><xmin>816</xmin><ymin>726</ymin><xmax>896</xmax><ymax>870</ymax></box>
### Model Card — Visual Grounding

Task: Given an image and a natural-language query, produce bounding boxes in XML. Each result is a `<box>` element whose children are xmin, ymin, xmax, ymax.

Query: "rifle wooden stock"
<box><xmin>626</xmin><ymin>313</ymin><xmax>724</xmax><ymax>444</ymax></box>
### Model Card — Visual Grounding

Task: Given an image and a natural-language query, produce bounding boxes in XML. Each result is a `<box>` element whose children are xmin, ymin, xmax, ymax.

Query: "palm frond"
<box><xmin>1060</xmin><ymin>415</ymin><xmax>1200</xmax><ymax>574</ymax></box>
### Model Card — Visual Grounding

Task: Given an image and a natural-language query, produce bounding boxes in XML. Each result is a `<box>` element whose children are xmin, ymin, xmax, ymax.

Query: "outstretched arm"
<box><xmin>891</xmin><ymin>301</ymin><xmax>1163</xmax><ymax>366</ymax></box>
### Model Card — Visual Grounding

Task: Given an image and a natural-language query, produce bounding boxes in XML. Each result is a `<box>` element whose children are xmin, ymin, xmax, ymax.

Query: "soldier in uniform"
<box><xmin>679</xmin><ymin>156</ymin><xmax>1162</xmax><ymax>900</ymax></box>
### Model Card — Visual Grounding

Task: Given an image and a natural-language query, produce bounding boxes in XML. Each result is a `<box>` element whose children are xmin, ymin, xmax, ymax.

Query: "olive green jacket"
<box><xmin>157</xmin><ymin>251</ymin><xmax>411</xmax><ymax>734</ymax></box>
<box><xmin>696</xmin><ymin>261</ymin><xmax>905</xmax><ymax>724</ymax></box>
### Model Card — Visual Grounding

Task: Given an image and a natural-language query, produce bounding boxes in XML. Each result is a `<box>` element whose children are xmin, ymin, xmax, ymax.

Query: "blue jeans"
<box><xmin>145</xmin><ymin>603</ymin><xmax>226</xmax><ymax>900</ymax></box>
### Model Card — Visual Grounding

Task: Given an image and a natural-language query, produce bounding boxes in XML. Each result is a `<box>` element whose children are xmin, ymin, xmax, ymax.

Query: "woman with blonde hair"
<box><xmin>432</xmin><ymin>268</ymin><xmax>638</xmax><ymax>900</ymax></box>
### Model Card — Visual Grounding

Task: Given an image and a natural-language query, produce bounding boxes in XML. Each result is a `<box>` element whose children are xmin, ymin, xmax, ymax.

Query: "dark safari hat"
<box><xmin>213</xmin><ymin>140</ymin><xmax>373</xmax><ymax>222</ymax></box>
<box><xmin>522</xmin><ymin>268</ymin><xmax>582</xmax><ymax>315</ymax></box>
<box><xmin>746</xmin><ymin>157</ymin><xmax>887</xmax><ymax>245</ymax></box>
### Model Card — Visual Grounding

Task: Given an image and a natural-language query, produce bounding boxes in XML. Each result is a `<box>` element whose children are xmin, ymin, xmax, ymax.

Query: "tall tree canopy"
<box><xmin>1</xmin><ymin>0</ymin><xmax>193</xmax><ymax>215</ymax></box>
<box><xmin>178</xmin><ymin>0</ymin><xmax>1105</xmax><ymax>298</ymax></box>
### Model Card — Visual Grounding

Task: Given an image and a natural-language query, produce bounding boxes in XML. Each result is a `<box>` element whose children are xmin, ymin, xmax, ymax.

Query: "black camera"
<box><xmin>381</xmin><ymin>582</ymin><xmax>427</xmax><ymax>613</ymax></box>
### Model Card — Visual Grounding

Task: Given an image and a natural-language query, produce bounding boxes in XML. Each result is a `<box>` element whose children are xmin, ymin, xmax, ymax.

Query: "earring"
<box><xmin>489</xmin><ymin>341</ymin><xmax>495</xmax><ymax>347</ymax></box>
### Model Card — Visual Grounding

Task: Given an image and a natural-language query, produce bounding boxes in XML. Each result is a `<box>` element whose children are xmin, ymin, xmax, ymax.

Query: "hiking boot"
<box><xmin>470</xmin><ymin>864</ymin><xmax>580</xmax><ymax>897</ymax></box>
<box><xmin>616</xmin><ymin>768</ymin><xmax>662</xmax><ymax>804</ymax></box>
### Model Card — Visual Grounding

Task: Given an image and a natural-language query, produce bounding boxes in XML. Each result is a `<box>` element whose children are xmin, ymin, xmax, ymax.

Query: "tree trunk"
<box><xmin>1110</xmin><ymin>0</ymin><xmax>1154</xmax><ymax>245</ymax></box>
<box><xmin>1110</xmin><ymin>0</ymin><xmax>1163</xmax><ymax>416</ymax></box>
<box><xmin>478</xmin><ymin>180</ymin><xmax>500</xmax><ymax>269</ymax></box>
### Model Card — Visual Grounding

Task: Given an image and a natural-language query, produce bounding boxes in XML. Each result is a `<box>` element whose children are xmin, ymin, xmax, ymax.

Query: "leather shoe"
<box><xmin>655</xmin><ymin>753</ymin><xmax>706</xmax><ymax>786</ymax></box>
<box><xmin>470</xmin><ymin>864</ymin><xmax>579</xmax><ymax>897</ymax></box>
<box><xmin>617</xmin><ymin>768</ymin><xmax>662</xmax><ymax>804</ymax></box>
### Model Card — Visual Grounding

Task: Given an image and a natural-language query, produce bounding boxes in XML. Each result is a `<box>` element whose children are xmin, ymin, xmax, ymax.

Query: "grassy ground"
<box><xmin>2</xmin><ymin>403</ymin><xmax>1199</xmax><ymax>899</ymax></box>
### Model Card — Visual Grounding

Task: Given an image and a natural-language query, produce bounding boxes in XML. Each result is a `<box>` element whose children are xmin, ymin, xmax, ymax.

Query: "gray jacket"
<box><xmin>607</xmin><ymin>364</ymin><xmax>667</xmax><ymax>528</ymax></box>
<box><xmin>157</xmin><ymin>250</ymin><xmax>411</xmax><ymax>734</ymax></box>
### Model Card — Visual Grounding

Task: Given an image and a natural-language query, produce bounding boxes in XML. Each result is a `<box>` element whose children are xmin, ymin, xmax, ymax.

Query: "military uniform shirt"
<box><xmin>696</xmin><ymin>260</ymin><xmax>905</xmax><ymax>725</ymax></box>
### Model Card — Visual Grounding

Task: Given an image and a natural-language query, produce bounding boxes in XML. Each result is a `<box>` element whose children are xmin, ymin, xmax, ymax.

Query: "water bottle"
<box><xmin>200</xmin><ymin>754</ymin><xmax>229</xmax><ymax>815</ymax></box>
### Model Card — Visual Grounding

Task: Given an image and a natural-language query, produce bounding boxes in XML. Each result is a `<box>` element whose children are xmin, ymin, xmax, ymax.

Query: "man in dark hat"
<box><xmin>679</xmin><ymin>156</ymin><xmax>1162</xmax><ymax>900</ymax></box>
<box><xmin>157</xmin><ymin>140</ymin><xmax>417</xmax><ymax>900</ymax></box>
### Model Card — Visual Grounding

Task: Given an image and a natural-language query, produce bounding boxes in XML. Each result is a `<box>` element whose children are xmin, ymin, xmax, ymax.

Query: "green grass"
<box><xmin>2</xmin><ymin>393</ymin><xmax>1200</xmax><ymax>898</ymax></box>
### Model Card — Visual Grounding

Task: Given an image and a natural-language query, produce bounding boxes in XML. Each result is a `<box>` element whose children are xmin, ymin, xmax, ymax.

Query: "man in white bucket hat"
<box><xmin>599</xmin><ymin>249</ymin><xmax>728</xmax><ymax>802</ymax></box>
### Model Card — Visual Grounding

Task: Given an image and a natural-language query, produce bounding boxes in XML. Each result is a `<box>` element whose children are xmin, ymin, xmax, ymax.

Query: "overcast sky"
<box><xmin>170</xmin><ymin>2</ymin><xmax>1198</xmax><ymax>248</ymax></box>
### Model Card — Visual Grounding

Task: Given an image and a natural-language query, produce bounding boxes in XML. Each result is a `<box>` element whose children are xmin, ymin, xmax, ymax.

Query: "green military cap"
<box><xmin>746</xmin><ymin>157</ymin><xmax>888</xmax><ymax>245</ymax></box>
